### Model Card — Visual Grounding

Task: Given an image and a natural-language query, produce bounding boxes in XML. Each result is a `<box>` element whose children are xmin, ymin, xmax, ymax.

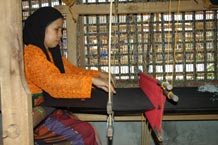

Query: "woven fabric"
<box><xmin>34</xmin><ymin>109</ymin><xmax>97</xmax><ymax>145</ymax></box>
<box><xmin>139</xmin><ymin>73</ymin><xmax>166</xmax><ymax>134</ymax></box>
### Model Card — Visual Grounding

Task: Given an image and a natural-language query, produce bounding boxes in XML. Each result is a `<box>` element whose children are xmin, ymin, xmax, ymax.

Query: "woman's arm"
<box><xmin>62</xmin><ymin>57</ymin><xmax>100</xmax><ymax>77</ymax></box>
<box><xmin>63</xmin><ymin>57</ymin><xmax>116</xmax><ymax>93</ymax></box>
<box><xmin>25</xmin><ymin>46</ymin><xmax>93</xmax><ymax>98</ymax></box>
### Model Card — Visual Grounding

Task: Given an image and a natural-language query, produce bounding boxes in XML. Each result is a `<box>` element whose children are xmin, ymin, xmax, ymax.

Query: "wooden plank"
<box><xmin>65</xmin><ymin>12</ymin><xmax>77</xmax><ymax>65</ymax></box>
<box><xmin>163</xmin><ymin>114</ymin><xmax>218</xmax><ymax>121</ymax></box>
<box><xmin>57</xmin><ymin>0</ymin><xmax>207</xmax><ymax>16</ymax></box>
<box><xmin>74</xmin><ymin>113</ymin><xmax>218</xmax><ymax>122</ymax></box>
<box><xmin>203</xmin><ymin>0</ymin><xmax>218</xmax><ymax>9</ymax></box>
<box><xmin>0</xmin><ymin>0</ymin><xmax>33</xmax><ymax>145</ymax></box>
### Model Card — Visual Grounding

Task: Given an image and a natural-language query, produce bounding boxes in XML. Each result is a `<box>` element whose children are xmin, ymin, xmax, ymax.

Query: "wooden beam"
<box><xmin>58</xmin><ymin>0</ymin><xmax>207</xmax><ymax>15</ymax></box>
<box><xmin>74</xmin><ymin>113</ymin><xmax>218</xmax><ymax>122</ymax></box>
<box><xmin>203</xmin><ymin>0</ymin><xmax>218</xmax><ymax>10</ymax></box>
<box><xmin>163</xmin><ymin>114</ymin><xmax>218</xmax><ymax>121</ymax></box>
<box><xmin>0</xmin><ymin>0</ymin><xmax>33</xmax><ymax>145</ymax></box>
<box><xmin>55</xmin><ymin>6</ymin><xmax>78</xmax><ymax>65</ymax></box>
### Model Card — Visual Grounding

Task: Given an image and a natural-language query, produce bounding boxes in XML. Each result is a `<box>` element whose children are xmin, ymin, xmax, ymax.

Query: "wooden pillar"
<box><xmin>56</xmin><ymin>6</ymin><xmax>78</xmax><ymax>65</ymax></box>
<box><xmin>0</xmin><ymin>0</ymin><xmax>33</xmax><ymax>145</ymax></box>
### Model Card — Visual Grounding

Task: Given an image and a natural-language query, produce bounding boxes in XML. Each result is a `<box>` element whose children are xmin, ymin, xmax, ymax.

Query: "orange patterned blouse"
<box><xmin>24</xmin><ymin>44</ymin><xmax>100</xmax><ymax>99</ymax></box>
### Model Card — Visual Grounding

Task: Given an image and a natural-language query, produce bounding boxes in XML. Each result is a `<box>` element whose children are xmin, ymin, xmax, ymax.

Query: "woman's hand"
<box><xmin>92</xmin><ymin>77</ymin><xmax>116</xmax><ymax>94</ymax></box>
<box><xmin>99</xmin><ymin>71</ymin><xmax>116</xmax><ymax>88</ymax></box>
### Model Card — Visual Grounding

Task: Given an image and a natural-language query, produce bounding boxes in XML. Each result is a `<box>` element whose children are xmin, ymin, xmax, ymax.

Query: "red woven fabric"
<box><xmin>139</xmin><ymin>73</ymin><xmax>166</xmax><ymax>134</ymax></box>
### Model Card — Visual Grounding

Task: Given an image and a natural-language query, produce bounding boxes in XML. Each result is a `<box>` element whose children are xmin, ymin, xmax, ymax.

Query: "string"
<box><xmin>108</xmin><ymin>0</ymin><xmax>112</xmax><ymax>105</ymax></box>
<box><xmin>62</xmin><ymin>0</ymin><xmax>77</xmax><ymax>22</ymax></box>
<box><xmin>106</xmin><ymin>0</ymin><xmax>114</xmax><ymax>140</ymax></box>
<box><xmin>166</xmin><ymin>0</ymin><xmax>172</xmax><ymax>84</ymax></box>
<box><xmin>172</xmin><ymin>0</ymin><xmax>181</xmax><ymax>85</ymax></box>
<box><xmin>174</xmin><ymin>0</ymin><xmax>181</xmax><ymax>63</ymax></box>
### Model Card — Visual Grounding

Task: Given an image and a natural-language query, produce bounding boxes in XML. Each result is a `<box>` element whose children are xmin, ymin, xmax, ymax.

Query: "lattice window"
<box><xmin>21</xmin><ymin>1</ymin><xmax>218</xmax><ymax>87</ymax></box>
<box><xmin>81</xmin><ymin>10</ymin><xmax>218</xmax><ymax>86</ymax></box>
<box><xmin>22</xmin><ymin>0</ymin><xmax>65</xmax><ymax>19</ymax></box>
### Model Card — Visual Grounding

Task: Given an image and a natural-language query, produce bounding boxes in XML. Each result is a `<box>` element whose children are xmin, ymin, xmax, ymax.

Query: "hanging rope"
<box><xmin>62</xmin><ymin>0</ymin><xmax>77</xmax><ymax>23</ymax></box>
<box><xmin>172</xmin><ymin>0</ymin><xmax>181</xmax><ymax>84</ymax></box>
<box><xmin>145</xmin><ymin>13</ymin><xmax>151</xmax><ymax>73</ymax></box>
<box><xmin>174</xmin><ymin>0</ymin><xmax>181</xmax><ymax>63</ymax></box>
<box><xmin>108</xmin><ymin>0</ymin><xmax>113</xmax><ymax>116</ymax></box>
<box><xmin>166</xmin><ymin>0</ymin><xmax>172</xmax><ymax>84</ymax></box>
<box><xmin>106</xmin><ymin>0</ymin><xmax>114</xmax><ymax>142</ymax></box>
<box><xmin>167</xmin><ymin>0</ymin><xmax>181</xmax><ymax>86</ymax></box>
<box><xmin>166</xmin><ymin>0</ymin><xmax>181</xmax><ymax>86</ymax></box>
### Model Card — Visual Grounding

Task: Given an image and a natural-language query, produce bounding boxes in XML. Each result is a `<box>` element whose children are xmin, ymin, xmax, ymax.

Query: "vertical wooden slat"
<box><xmin>86</xmin><ymin>16</ymin><xmax>91</xmax><ymax>68</ymax></box>
<box><xmin>193</xmin><ymin>11</ymin><xmax>198</xmax><ymax>81</ymax></box>
<box><xmin>214</xmin><ymin>11</ymin><xmax>218</xmax><ymax>80</ymax></box>
<box><xmin>78</xmin><ymin>16</ymin><xmax>86</xmax><ymax>67</ymax></box>
<box><xmin>0</xmin><ymin>0</ymin><xmax>33</xmax><ymax>145</ymax></box>
<box><xmin>56</xmin><ymin>6</ymin><xmax>78</xmax><ymax>65</ymax></box>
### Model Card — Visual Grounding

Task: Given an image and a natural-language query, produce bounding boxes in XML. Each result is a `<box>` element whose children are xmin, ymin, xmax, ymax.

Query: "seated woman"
<box><xmin>23</xmin><ymin>6</ymin><xmax>116</xmax><ymax>145</ymax></box>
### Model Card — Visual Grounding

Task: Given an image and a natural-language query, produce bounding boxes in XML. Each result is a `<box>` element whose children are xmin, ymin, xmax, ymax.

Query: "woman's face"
<box><xmin>44</xmin><ymin>18</ymin><xmax>63</xmax><ymax>49</ymax></box>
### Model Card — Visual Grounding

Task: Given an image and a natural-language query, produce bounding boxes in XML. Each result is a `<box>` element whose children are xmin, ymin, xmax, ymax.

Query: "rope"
<box><xmin>62</xmin><ymin>0</ymin><xmax>77</xmax><ymax>22</ymax></box>
<box><xmin>166</xmin><ymin>0</ymin><xmax>181</xmax><ymax>85</ymax></box>
<box><xmin>166</xmin><ymin>0</ymin><xmax>172</xmax><ymax>84</ymax></box>
<box><xmin>108</xmin><ymin>0</ymin><xmax>112</xmax><ymax>106</ymax></box>
<box><xmin>106</xmin><ymin>0</ymin><xmax>114</xmax><ymax>142</ymax></box>
<box><xmin>174</xmin><ymin>0</ymin><xmax>181</xmax><ymax>63</ymax></box>
<box><xmin>172</xmin><ymin>0</ymin><xmax>181</xmax><ymax>85</ymax></box>
<box><xmin>61</xmin><ymin>0</ymin><xmax>75</xmax><ymax>6</ymax></box>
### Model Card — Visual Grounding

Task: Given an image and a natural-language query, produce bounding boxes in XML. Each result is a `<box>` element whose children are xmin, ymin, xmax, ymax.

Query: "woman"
<box><xmin>23</xmin><ymin>6</ymin><xmax>115</xmax><ymax>145</ymax></box>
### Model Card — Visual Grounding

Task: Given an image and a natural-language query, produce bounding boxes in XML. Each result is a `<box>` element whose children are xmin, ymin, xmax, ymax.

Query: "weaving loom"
<box><xmin>41</xmin><ymin>72</ymin><xmax>218</xmax><ymax>145</ymax></box>
<box><xmin>41</xmin><ymin>72</ymin><xmax>172</xmax><ymax>144</ymax></box>
<box><xmin>34</xmin><ymin>1</ymin><xmax>218</xmax><ymax>144</ymax></box>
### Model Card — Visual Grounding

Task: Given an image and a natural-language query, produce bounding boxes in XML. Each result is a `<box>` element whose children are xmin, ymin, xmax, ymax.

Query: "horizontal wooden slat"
<box><xmin>57</xmin><ymin>0</ymin><xmax>207</xmax><ymax>16</ymax></box>
<box><xmin>74</xmin><ymin>113</ymin><xmax>218</xmax><ymax>122</ymax></box>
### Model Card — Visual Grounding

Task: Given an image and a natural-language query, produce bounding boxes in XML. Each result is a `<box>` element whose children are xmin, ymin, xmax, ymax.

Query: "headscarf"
<box><xmin>23</xmin><ymin>7</ymin><xmax>65</xmax><ymax>73</ymax></box>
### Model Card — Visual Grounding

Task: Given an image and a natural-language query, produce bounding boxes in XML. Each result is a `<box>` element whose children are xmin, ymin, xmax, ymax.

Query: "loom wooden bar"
<box><xmin>74</xmin><ymin>113</ymin><xmax>218</xmax><ymax>122</ymax></box>
<box><xmin>0</xmin><ymin>0</ymin><xmax>33</xmax><ymax>145</ymax></box>
<box><xmin>58</xmin><ymin>1</ymin><xmax>207</xmax><ymax>15</ymax></box>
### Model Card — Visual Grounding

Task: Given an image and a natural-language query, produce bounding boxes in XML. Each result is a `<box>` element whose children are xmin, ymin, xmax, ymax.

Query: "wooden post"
<box><xmin>0</xmin><ymin>0</ymin><xmax>33</xmax><ymax>145</ymax></box>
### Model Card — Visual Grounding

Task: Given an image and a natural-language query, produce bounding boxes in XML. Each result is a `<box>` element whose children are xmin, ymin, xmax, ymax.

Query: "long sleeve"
<box><xmin>62</xmin><ymin>57</ymin><xmax>100</xmax><ymax>77</ymax></box>
<box><xmin>24</xmin><ymin>45</ymin><xmax>98</xmax><ymax>99</ymax></box>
